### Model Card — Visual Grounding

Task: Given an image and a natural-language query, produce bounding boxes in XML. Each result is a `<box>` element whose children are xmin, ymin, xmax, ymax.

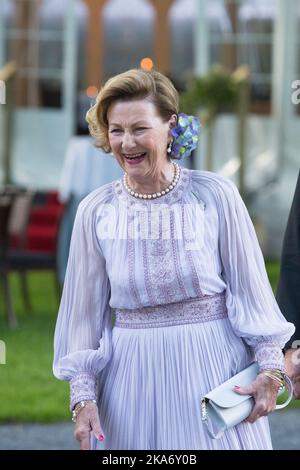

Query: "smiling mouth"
<box><xmin>123</xmin><ymin>152</ymin><xmax>147</xmax><ymax>161</ymax></box>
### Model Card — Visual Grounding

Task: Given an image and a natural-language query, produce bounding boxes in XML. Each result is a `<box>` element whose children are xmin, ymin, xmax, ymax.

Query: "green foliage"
<box><xmin>180</xmin><ymin>65</ymin><xmax>239</xmax><ymax>118</ymax></box>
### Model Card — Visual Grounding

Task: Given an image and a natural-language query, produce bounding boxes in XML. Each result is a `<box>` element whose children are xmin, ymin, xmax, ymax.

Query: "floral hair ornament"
<box><xmin>170</xmin><ymin>113</ymin><xmax>201</xmax><ymax>160</ymax></box>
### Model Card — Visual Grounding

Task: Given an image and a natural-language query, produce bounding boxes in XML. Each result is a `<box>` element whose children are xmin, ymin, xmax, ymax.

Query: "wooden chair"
<box><xmin>7</xmin><ymin>189</ymin><xmax>36</xmax><ymax>313</ymax></box>
<box><xmin>0</xmin><ymin>187</ymin><xmax>64</xmax><ymax>325</ymax></box>
<box><xmin>8</xmin><ymin>190</ymin><xmax>64</xmax><ymax>310</ymax></box>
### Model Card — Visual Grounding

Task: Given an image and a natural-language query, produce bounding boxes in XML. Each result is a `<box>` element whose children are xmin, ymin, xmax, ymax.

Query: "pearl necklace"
<box><xmin>123</xmin><ymin>162</ymin><xmax>180</xmax><ymax>199</ymax></box>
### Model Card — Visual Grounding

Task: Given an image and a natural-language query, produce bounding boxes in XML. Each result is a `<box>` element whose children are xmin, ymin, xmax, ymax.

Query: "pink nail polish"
<box><xmin>98</xmin><ymin>434</ymin><xmax>105</xmax><ymax>441</ymax></box>
<box><xmin>234</xmin><ymin>385</ymin><xmax>241</xmax><ymax>389</ymax></box>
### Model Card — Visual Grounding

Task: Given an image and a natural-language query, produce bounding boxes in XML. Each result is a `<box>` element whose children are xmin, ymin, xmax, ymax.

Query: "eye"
<box><xmin>110</xmin><ymin>129</ymin><xmax>122</xmax><ymax>134</ymax></box>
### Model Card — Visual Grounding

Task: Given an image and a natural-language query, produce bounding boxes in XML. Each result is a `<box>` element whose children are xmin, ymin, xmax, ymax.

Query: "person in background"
<box><xmin>276</xmin><ymin>170</ymin><xmax>300</xmax><ymax>399</ymax></box>
<box><xmin>57</xmin><ymin>128</ymin><xmax>123</xmax><ymax>284</ymax></box>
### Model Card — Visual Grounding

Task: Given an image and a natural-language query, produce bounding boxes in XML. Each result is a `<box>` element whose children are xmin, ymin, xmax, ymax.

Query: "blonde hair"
<box><xmin>86</xmin><ymin>68</ymin><xmax>179</xmax><ymax>176</ymax></box>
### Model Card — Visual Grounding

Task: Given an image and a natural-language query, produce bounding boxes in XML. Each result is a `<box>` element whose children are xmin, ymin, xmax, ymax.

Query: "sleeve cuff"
<box><xmin>69</xmin><ymin>373</ymin><xmax>97</xmax><ymax>411</ymax></box>
<box><xmin>254</xmin><ymin>343</ymin><xmax>285</xmax><ymax>372</ymax></box>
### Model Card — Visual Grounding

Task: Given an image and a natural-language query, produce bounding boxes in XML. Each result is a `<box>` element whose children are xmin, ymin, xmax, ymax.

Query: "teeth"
<box><xmin>125</xmin><ymin>153</ymin><xmax>145</xmax><ymax>160</ymax></box>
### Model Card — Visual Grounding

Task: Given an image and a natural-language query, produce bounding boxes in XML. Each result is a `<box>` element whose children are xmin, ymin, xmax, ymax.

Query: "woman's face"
<box><xmin>107</xmin><ymin>98</ymin><xmax>176</xmax><ymax>178</ymax></box>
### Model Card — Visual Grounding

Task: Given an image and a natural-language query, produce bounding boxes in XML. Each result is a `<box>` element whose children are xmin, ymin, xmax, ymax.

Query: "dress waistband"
<box><xmin>114</xmin><ymin>292</ymin><xmax>228</xmax><ymax>329</ymax></box>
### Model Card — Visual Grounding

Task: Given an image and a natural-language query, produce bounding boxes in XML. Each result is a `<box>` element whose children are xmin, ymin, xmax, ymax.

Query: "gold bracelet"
<box><xmin>259</xmin><ymin>368</ymin><xmax>285</xmax><ymax>378</ymax></box>
<box><xmin>259</xmin><ymin>371</ymin><xmax>285</xmax><ymax>388</ymax></box>
<box><xmin>72</xmin><ymin>399</ymin><xmax>97</xmax><ymax>423</ymax></box>
<box><xmin>264</xmin><ymin>368</ymin><xmax>285</xmax><ymax>378</ymax></box>
<box><xmin>260</xmin><ymin>370</ymin><xmax>284</xmax><ymax>380</ymax></box>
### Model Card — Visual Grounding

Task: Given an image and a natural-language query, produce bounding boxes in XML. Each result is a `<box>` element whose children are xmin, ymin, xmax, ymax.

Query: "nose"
<box><xmin>122</xmin><ymin>131</ymin><xmax>136</xmax><ymax>152</ymax></box>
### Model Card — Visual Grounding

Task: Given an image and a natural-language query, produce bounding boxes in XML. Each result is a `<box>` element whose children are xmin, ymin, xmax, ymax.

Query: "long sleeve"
<box><xmin>214</xmin><ymin>175</ymin><xmax>295</xmax><ymax>371</ymax></box>
<box><xmin>276</xmin><ymin>171</ymin><xmax>300</xmax><ymax>349</ymax></box>
<box><xmin>53</xmin><ymin>194</ymin><xmax>113</xmax><ymax>410</ymax></box>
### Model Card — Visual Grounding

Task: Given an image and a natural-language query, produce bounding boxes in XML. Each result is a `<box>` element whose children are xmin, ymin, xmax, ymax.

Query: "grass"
<box><xmin>0</xmin><ymin>262</ymin><xmax>297</xmax><ymax>423</ymax></box>
<box><xmin>265</xmin><ymin>260</ymin><xmax>280</xmax><ymax>292</ymax></box>
<box><xmin>0</xmin><ymin>272</ymin><xmax>69</xmax><ymax>422</ymax></box>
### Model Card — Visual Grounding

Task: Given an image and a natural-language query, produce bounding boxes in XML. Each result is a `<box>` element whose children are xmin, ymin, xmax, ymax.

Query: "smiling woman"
<box><xmin>86</xmin><ymin>69</ymin><xmax>179</xmax><ymax>192</ymax></box>
<box><xmin>53</xmin><ymin>68</ymin><xmax>294</xmax><ymax>451</ymax></box>
<box><xmin>107</xmin><ymin>99</ymin><xmax>177</xmax><ymax>194</ymax></box>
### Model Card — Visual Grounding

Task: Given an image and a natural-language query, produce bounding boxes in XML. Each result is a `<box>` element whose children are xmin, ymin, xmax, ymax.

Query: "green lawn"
<box><xmin>0</xmin><ymin>262</ymin><xmax>297</xmax><ymax>423</ymax></box>
<box><xmin>266</xmin><ymin>260</ymin><xmax>280</xmax><ymax>292</ymax></box>
<box><xmin>0</xmin><ymin>272</ymin><xmax>69</xmax><ymax>422</ymax></box>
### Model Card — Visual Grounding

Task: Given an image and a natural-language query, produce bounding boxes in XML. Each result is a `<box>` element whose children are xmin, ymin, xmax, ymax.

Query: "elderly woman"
<box><xmin>53</xmin><ymin>69</ymin><xmax>294</xmax><ymax>450</ymax></box>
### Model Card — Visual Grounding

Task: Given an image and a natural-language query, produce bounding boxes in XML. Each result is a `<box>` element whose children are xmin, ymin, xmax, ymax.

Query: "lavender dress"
<box><xmin>53</xmin><ymin>168</ymin><xmax>294</xmax><ymax>450</ymax></box>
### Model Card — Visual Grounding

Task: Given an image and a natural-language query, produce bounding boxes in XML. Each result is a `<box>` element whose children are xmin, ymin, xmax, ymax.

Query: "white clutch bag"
<box><xmin>201</xmin><ymin>362</ymin><xmax>293</xmax><ymax>439</ymax></box>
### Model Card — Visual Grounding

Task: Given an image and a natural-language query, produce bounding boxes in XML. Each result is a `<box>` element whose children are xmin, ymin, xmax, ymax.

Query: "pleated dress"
<box><xmin>53</xmin><ymin>167</ymin><xmax>294</xmax><ymax>450</ymax></box>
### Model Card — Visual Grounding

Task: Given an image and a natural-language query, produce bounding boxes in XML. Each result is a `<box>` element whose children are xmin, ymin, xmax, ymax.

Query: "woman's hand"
<box><xmin>73</xmin><ymin>401</ymin><xmax>105</xmax><ymax>450</ymax></box>
<box><xmin>285</xmin><ymin>348</ymin><xmax>300</xmax><ymax>399</ymax></box>
<box><xmin>233</xmin><ymin>373</ymin><xmax>280</xmax><ymax>423</ymax></box>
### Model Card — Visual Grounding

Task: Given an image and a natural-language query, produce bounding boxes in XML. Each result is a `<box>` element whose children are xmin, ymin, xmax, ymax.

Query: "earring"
<box><xmin>167</xmin><ymin>139</ymin><xmax>173</xmax><ymax>154</ymax></box>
